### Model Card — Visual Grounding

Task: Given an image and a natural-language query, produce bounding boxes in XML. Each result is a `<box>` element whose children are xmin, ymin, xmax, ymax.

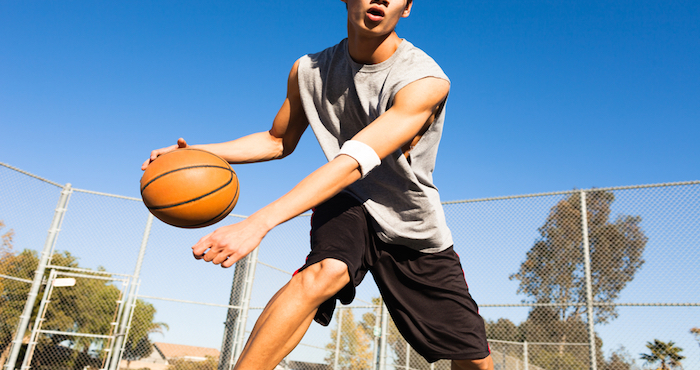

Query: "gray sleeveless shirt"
<box><xmin>297</xmin><ymin>39</ymin><xmax>452</xmax><ymax>253</ymax></box>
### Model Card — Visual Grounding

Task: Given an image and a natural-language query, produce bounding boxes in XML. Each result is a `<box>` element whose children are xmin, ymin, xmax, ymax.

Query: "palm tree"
<box><xmin>639</xmin><ymin>339</ymin><xmax>684</xmax><ymax>369</ymax></box>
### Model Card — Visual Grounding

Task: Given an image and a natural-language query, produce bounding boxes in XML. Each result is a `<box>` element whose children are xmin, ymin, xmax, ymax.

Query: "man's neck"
<box><xmin>346</xmin><ymin>29</ymin><xmax>402</xmax><ymax>65</ymax></box>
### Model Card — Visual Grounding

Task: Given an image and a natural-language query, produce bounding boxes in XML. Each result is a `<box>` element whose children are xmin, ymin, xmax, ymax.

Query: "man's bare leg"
<box><xmin>452</xmin><ymin>356</ymin><xmax>494</xmax><ymax>370</ymax></box>
<box><xmin>234</xmin><ymin>258</ymin><xmax>350</xmax><ymax>370</ymax></box>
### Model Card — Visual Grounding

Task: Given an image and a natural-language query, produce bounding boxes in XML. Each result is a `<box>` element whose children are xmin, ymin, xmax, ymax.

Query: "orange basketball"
<box><xmin>140</xmin><ymin>148</ymin><xmax>239</xmax><ymax>228</ymax></box>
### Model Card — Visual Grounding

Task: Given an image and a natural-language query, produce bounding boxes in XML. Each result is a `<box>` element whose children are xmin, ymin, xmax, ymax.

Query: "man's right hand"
<box><xmin>141</xmin><ymin>138</ymin><xmax>188</xmax><ymax>170</ymax></box>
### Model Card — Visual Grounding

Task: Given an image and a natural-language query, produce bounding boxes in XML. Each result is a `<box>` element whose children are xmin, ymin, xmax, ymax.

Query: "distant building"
<box><xmin>119</xmin><ymin>342</ymin><xmax>220</xmax><ymax>370</ymax></box>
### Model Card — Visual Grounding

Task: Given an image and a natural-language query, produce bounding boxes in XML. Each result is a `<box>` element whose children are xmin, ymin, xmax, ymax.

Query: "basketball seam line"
<box><xmin>144</xmin><ymin>168</ymin><xmax>235</xmax><ymax>210</ymax></box>
<box><xmin>140</xmin><ymin>164</ymin><xmax>233</xmax><ymax>193</ymax></box>
<box><xmin>185</xmin><ymin>183</ymin><xmax>240</xmax><ymax>228</ymax></box>
<box><xmin>181</xmin><ymin>148</ymin><xmax>231</xmax><ymax>170</ymax></box>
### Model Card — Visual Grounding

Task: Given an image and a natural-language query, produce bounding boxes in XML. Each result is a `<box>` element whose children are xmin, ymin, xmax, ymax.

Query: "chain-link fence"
<box><xmin>1</xmin><ymin>161</ymin><xmax>698</xmax><ymax>370</ymax></box>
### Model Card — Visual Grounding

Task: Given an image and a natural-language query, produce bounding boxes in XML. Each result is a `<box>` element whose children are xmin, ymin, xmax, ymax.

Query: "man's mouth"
<box><xmin>367</xmin><ymin>6</ymin><xmax>385</xmax><ymax>22</ymax></box>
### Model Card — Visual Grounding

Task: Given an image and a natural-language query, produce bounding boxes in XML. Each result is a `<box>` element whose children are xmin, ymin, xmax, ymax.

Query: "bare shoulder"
<box><xmin>290</xmin><ymin>58</ymin><xmax>302</xmax><ymax>76</ymax></box>
<box><xmin>394</xmin><ymin>77</ymin><xmax>450</xmax><ymax>111</ymax></box>
<box><xmin>286</xmin><ymin>58</ymin><xmax>303</xmax><ymax>98</ymax></box>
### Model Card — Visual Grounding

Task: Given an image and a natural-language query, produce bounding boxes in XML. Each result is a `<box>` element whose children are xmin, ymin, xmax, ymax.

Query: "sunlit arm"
<box><xmin>191</xmin><ymin>76</ymin><xmax>450</xmax><ymax>268</ymax></box>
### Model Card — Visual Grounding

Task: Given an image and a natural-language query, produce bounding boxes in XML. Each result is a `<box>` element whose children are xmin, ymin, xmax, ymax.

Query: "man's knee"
<box><xmin>293</xmin><ymin>258</ymin><xmax>350</xmax><ymax>301</ymax></box>
<box><xmin>452</xmin><ymin>355</ymin><xmax>493</xmax><ymax>370</ymax></box>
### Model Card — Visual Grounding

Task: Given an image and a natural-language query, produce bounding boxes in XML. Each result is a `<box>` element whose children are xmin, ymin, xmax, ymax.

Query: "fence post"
<box><xmin>523</xmin><ymin>341</ymin><xmax>528</xmax><ymax>370</ymax></box>
<box><xmin>4</xmin><ymin>183</ymin><xmax>72</xmax><ymax>370</ymax></box>
<box><xmin>371</xmin><ymin>301</ymin><xmax>381</xmax><ymax>370</ymax></box>
<box><xmin>579</xmin><ymin>191</ymin><xmax>598</xmax><ymax>370</ymax></box>
<box><xmin>378</xmin><ymin>302</ymin><xmax>389</xmax><ymax>370</ymax></box>
<box><xmin>405</xmin><ymin>341</ymin><xmax>410</xmax><ymax>370</ymax></box>
<box><xmin>231</xmin><ymin>246</ymin><xmax>259</xmax><ymax>362</ymax></box>
<box><xmin>108</xmin><ymin>213</ymin><xmax>154</xmax><ymax>370</ymax></box>
<box><xmin>19</xmin><ymin>269</ymin><xmax>58</xmax><ymax>370</ymax></box>
<box><xmin>333</xmin><ymin>308</ymin><xmax>344</xmax><ymax>370</ymax></box>
<box><xmin>502</xmin><ymin>347</ymin><xmax>506</xmax><ymax>370</ymax></box>
<box><xmin>218</xmin><ymin>257</ymin><xmax>247</xmax><ymax>370</ymax></box>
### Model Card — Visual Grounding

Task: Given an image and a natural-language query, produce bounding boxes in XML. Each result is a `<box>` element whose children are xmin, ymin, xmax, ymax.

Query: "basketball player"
<box><xmin>143</xmin><ymin>1</ymin><xmax>493</xmax><ymax>369</ymax></box>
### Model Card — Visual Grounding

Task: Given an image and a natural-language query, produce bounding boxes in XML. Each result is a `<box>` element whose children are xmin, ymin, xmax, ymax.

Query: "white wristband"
<box><xmin>335</xmin><ymin>140</ymin><xmax>381</xmax><ymax>178</ymax></box>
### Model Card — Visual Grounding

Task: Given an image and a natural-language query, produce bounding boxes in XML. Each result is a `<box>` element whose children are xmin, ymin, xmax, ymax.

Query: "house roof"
<box><xmin>153</xmin><ymin>342</ymin><xmax>221</xmax><ymax>360</ymax></box>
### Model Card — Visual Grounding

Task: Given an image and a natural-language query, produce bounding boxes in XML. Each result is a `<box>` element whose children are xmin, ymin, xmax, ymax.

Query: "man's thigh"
<box><xmin>298</xmin><ymin>193</ymin><xmax>373</xmax><ymax>325</ymax></box>
<box><xmin>369</xmin><ymin>243</ymin><xmax>491</xmax><ymax>362</ymax></box>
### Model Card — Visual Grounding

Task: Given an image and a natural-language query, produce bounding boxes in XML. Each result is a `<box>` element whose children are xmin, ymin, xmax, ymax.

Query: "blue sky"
<box><xmin>1</xmin><ymin>0</ymin><xmax>699</xmax><ymax>366</ymax></box>
<box><xmin>1</xmin><ymin>0</ymin><xmax>698</xmax><ymax>216</ymax></box>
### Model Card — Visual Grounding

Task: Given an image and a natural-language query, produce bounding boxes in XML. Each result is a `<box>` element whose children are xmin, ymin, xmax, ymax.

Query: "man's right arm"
<box><xmin>142</xmin><ymin>59</ymin><xmax>308</xmax><ymax>170</ymax></box>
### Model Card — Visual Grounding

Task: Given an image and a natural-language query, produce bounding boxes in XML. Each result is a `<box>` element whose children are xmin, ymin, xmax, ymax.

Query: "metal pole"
<box><xmin>5</xmin><ymin>183</ymin><xmax>72</xmax><ymax>370</ymax></box>
<box><xmin>333</xmin><ymin>308</ymin><xmax>344</xmax><ymax>370</ymax></box>
<box><xmin>579</xmin><ymin>191</ymin><xmax>598</xmax><ymax>370</ymax></box>
<box><xmin>502</xmin><ymin>347</ymin><xmax>506</xmax><ymax>370</ymax></box>
<box><xmin>523</xmin><ymin>341</ymin><xmax>529</xmax><ymax>370</ymax></box>
<box><xmin>218</xmin><ymin>256</ymin><xmax>249</xmax><ymax>370</ymax></box>
<box><xmin>20</xmin><ymin>269</ymin><xmax>58</xmax><ymax>370</ymax></box>
<box><xmin>103</xmin><ymin>278</ymin><xmax>129</xmax><ymax>369</ymax></box>
<box><xmin>371</xmin><ymin>302</ymin><xmax>381</xmax><ymax>370</ymax></box>
<box><xmin>404</xmin><ymin>341</ymin><xmax>410</xmax><ymax>370</ymax></box>
<box><xmin>108</xmin><ymin>213</ymin><xmax>154</xmax><ymax>370</ymax></box>
<box><xmin>378</xmin><ymin>302</ymin><xmax>389</xmax><ymax>370</ymax></box>
<box><xmin>232</xmin><ymin>246</ymin><xmax>259</xmax><ymax>362</ymax></box>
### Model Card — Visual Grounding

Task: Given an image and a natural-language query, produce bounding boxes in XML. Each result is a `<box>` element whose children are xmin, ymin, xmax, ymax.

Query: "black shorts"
<box><xmin>296</xmin><ymin>193</ymin><xmax>490</xmax><ymax>362</ymax></box>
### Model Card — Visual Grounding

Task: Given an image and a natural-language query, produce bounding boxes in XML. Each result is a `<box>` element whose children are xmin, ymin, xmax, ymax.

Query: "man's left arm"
<box><xmin>350</xmin><ymin>77</ymin><xmax>450</xmax><ymax>160</ymax></box>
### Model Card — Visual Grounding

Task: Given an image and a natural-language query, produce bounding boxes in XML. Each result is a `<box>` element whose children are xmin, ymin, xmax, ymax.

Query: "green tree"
<box><xmin>639</xmin><ymin>339</ymin><xmax>684</xmax><ymax>370</ymax></box>
<box><xmin>354</xmin><ymin>298</ymin><xmax>450</xmax><ymax>370</ymax></box>
<box><xmin>325</xmin><ymin>308</ymin><xmax>374</xmax><ymax>370</ymax></box>
<box><xmin>520</xmin><ymin>307</ymin><xmax>597</xmax><ymax>370</ymax></box>
<box><xmin>484</xmin><ymin>318</ymin><xmax>523</xmax><ymax>361</ymax></box>
<box><xmin>0</xmin><ymin>247</ymin><xmax>167</xmax><ymax>369</ymax></box>
<box><xmin>691</xmin><ymin>327</ymin><xmax>699</xmax><ymax>347</ymax></box>
<box><xmin>508</xmin><ymin>191</ymin><xmax>646</xmax><ymax>369</ymax></box>
<box><xmin>485</xmin><ymin>318</ymin><xmax>521</xmax><ymax>342</ymax></box>
<box><xmin>0</xmin><ymin>220</ymin><xmax>17</xmax><ymax>366</ymax></box>
<box><xmin>0</xmin><ymin>220</ymin><xmax>13</xmax><ymax>255</ymax></box>
<box><xmin>123</xmin><ymin>301</ymin><xmax>169</xmax><ymax>369</ymax></box>
<box><xmin>510</xmin><ymin>190</ymin><xmax>647</xmax><ymax>324</ymax></box>
<box><xmin>0</xmin><ymin>249</ymin><xmax>42</xmax><ymax>367</ymax></box>
<box><xmin>487</xmin><ymin>315</ymin><xmax>636</xmax><ymax>370</ymax></box>
<box><xmin>602</xmin><ymin>346</ymin><xmax>636</xmax><ymax>370</ymax></box>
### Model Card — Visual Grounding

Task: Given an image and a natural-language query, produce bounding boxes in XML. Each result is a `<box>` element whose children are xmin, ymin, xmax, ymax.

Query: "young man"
<box><xmin>143</xmin><ymin>1</ymin><xmax>493</xmax><ymax>369</ymax></box>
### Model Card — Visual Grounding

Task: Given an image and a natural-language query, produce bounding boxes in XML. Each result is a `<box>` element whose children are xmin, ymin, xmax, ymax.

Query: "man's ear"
<box><xmin>402</xmin><ymin>1</ymin><xmax>413</xmax><ymax>18</ymax></box>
